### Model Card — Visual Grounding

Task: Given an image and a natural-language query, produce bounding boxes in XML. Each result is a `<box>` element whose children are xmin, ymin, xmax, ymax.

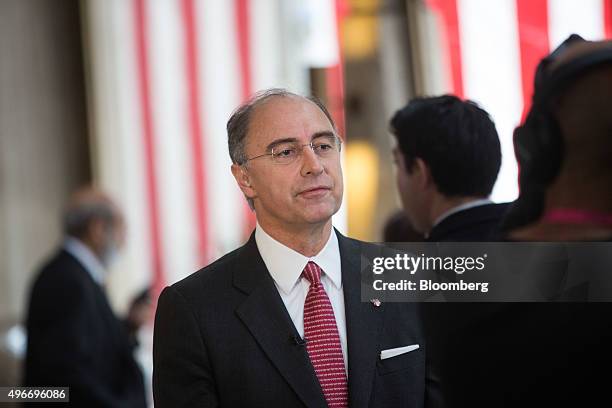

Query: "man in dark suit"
<box><xmin>390</xmin><ymin>95</ymin><xmax>508</xmax><ymax>242</ymax></box>
<box><xmin>24</xmin><ymin>188</ymin><xmax>147</xmax><ymax>408</ymax></box>
<box><xmin>153</xmin><ymin>89</ymin><xmax>439</xmax><ymax>407</ymax></box>
<box><xmin>389</xmin><ymin>95</ymin><xmax>510</xmax><ymax>407</ymax></box>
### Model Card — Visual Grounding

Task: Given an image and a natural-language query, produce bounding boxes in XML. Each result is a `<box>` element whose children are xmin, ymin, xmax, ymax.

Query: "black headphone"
<box><xmin>504</xmin><ymin>34</ymin><xmax>612</xmax><ymax>230</ymax></box>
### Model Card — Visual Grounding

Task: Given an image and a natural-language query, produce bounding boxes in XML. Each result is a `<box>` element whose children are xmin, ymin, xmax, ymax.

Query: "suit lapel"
<box><xmin>233</xmin><ymin>234</ymin><xmax>328</xmax><ymax>408</ymax></box>
<box><xmin>337</xmin><ymin>231</ymin><xmax>385</xmax><ymax>408</ymax></box>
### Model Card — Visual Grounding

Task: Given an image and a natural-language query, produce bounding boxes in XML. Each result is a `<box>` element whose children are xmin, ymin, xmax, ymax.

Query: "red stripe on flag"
<box><xmin>326</xmin><ymin>65</ymin><xmax>345</xmax><ymax>138</ymax></box>
<box><xmin>605</xmin><ymin>0</ymin><xmax>612</xmax><ymax>38</ymax></box>
<box><xmin>425</xmin><ymin>0</ymin><xmax>464</xmax><ymax>98</ymax></box>
<box><xmin>326</xmin><ymin>0</ymin><xmax>348</xmax><ymax>138</ymax></box>
<box><xmin>181</xmin><ymin>0</ymin><xmax>210</xmax><ymax>265</ymax></box>
<box><xmin>516</xmin><ymin>0</ymin><xmax>550</xmax><ymax>121</ymax></box>
<box><xmin>235</xmin><ymin>0</ymin><xmax>252</xmax><ymax>101</ymax></box>
<box><xmin>235</xmin><ymin>0</ymin><xmax>256</xmax><ymax>235</ymax></box>
<box><xmin>134</xmin><ymin>0</ymin><xmax>165</xmax><ymax>296</ymax></box>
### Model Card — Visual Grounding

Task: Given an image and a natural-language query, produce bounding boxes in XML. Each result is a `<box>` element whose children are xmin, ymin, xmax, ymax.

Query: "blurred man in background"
<box><xmin>24</xmin><ymin>188</ymin><xmax>147</xmax><ymax>407</ymax></box>
<box><xmin>391</xmin><ymin>95</ymin><xmax>508</xmax><ymax>242</ymax></box>
<box><xmin>500</xmin><ymin>34</ymin><xmax>612</xmax><ymax>406</ymax></box>
<box><xmin>430</xmin><ymin>36</ymin><xmax>612</xmax><ymax>407</ymax></box>
<box><xmin>382</xmin><ymin>210</ymin><xmax>424</xmax><ymax>242</ymax></box>
<box><xmin>506</xmin><ymin>35</ymin><xmax>612</xmax><ymax>241</ymax></box>
<box><xmin>389</xmin><ymin>95</ymin><xmax>509</xmax><ymax>407</ymax></box>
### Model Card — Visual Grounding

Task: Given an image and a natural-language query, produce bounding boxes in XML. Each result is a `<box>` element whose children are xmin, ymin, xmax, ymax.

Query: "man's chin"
<box><xmin>301</xmin><ymin>204</ymin><xmax>340</xmax><ymax>225</ymax></box>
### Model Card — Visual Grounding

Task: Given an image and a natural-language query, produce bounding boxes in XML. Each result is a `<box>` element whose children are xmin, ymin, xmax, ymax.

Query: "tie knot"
<box><xmin>302</xmin><ymin>261</ymin><xmax>322</xmax><ymax>285</ymax></box>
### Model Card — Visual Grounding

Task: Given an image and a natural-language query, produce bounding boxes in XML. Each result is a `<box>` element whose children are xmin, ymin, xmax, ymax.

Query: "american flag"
<box><xmin>81</xmin><ymin>0</ymin><xmax>611</xmax><ymax>303</ymax></box>
<box><xmin>81</xmin><ymin>0</ymin><xmax>346</xmax><ymax>302</ymax></box>
<box><xmin>426</xmin><ymin>0</ymin><xmax>612</xmax><ymax>203</ymax></box>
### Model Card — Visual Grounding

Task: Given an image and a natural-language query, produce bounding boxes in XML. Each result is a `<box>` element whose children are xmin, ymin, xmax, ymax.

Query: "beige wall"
<box><xmin>0</xmin><ymin>0</ymin><xmax>90</xmax><ymax>324</ymax></box>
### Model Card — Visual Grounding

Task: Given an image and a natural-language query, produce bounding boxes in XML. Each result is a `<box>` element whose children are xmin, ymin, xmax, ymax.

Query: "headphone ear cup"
<box><xmin>538</xmin><ymin>112</ymin><xmax>564</xmax><ymax>184</ymax></box>
<box><xmin>506</xmin><ymin>112</ymin><xmax>563</xmax><ymax>231</ymax></box>
<box><xmin>514</xmin><ymin>110</ymin><xmax>564</xmax><ymax>188</ymax></box>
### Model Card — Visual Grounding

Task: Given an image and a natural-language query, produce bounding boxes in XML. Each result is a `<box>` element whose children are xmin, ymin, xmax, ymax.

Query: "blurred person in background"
<box><xmin>429</xmin><ymin>36</ymin><xmax>612</xmax><ymax>407</ymax></box>
<box><xmin>24</xmin><ymin>188</ymin><xmax>147</xmax><ymax>407</ymax></box>
<box><xmin>382</xmin><ymin>210</ymin><xmax>424</xmax><ymax>242</ymax></box>
<box><xmin>391</xmin><ymin>95</ymin><xmax>509</xmax><ymax>242</ymax></box>
<box><xmin>506</xmin><ymin>35</ymin><xmax>612</xmax><ymax>241</ymax></box>
<box><xmin>390</xmin><ymin>95</ymin><xmax>509</xmax><ymax>407</ymax></box>
<box><xmin>500</xmin><ymin>34</ymin><xmax>612</xmax><ymax>405</ymax></box>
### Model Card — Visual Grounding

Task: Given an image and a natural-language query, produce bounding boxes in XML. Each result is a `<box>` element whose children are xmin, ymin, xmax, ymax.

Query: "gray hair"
<box><xmin>63</xmin><ymin>195</ymin><xmax>117</xmax><ymax>238</ymax></box>
<box><xmin>226</xmin><ymin>88</ymin><xmax>338</xmax><ymax>209</ymax></box>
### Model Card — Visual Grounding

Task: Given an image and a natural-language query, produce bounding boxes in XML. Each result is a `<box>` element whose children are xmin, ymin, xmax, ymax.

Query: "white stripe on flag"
<box><xmin>457</xmin><ymin>0</ymin><xmax>522</xmax><ymax>202</ymax></box>
<box><xmin>148</xmin><ymin>0</ymin><xmax>200</xmax><ymax>283</ymax></box>
<box><xmin>84</xmin><ymin>0</ymin><xmax>153</xmax><ymax>304</ymax></box>
<box><xmin>548</xmin><ymin>0</ymin><xmax>605</xmax><ymax>48</ymax></box>
<box><xmin>302</xmin><ymin>0</ymin><xmax>340</xmax><ymax>68</ymax></box>
<box><xmin>111</xmin><ymin>0</ymin><xmax>153</xmax><ymax>293</ymax></box>
<box><xmin>250</xmin><ymin>0</ymin><xmax>283</xmax><ymax>90</ymax></box>
<box><xmin>198</xmin><ymin>0</ymin><xmax>250</xmax><ymax>256</ymax></box>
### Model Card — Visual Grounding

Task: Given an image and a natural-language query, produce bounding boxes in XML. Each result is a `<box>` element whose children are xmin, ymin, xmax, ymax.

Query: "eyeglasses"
<box><xmin>241</xmin><ymin>134</ymin><xmax>342</xmax><ymax>165</ymax></box>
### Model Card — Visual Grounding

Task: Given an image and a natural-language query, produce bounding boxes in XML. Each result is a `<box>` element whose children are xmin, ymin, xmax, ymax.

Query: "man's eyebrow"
<box><xmin>312</xmin><ymin>131</ymin><xmax>336</xmax><ymax>139</ymax></box>
<box><xmin>265</xmin><ymin>137</ymin><xmax>298</xmax><ymax>152</ymax></box>
<box><xmin>264</xmin><ymin>131</ymin><xmax>336</xmax><ymax>151</ymax></box>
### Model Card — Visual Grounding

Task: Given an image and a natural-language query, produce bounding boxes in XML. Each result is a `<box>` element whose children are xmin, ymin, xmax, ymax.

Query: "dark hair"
<box><xmin>390</xmin><ymin>95</ymin><xmax>501</xmax><ymax>197</ymax></box>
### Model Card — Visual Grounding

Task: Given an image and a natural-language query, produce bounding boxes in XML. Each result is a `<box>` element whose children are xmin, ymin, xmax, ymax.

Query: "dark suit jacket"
<box><xmin>426</xmin><ymin>203</ymin><xmax>510</xmax><ymax>242</ymax></box>
<box><xmin>423</xmin><ymin>202</ymin><xmax>511</xmax><ymax>406</ymax></box>
<box><xmin>24</xmin><ymin>250</ymin><xmax>147</xmax><ymax>408</ymax></box>
<box><xmin>423</xmin><ymin>201</ymin><xmax>612</xmax><ymax>407</ymax></box>
<box><xmin>153</xmin><ymin>231</ymin><xmax>439</xmax><ymax>407</ymax></box>
<box><xmin>436</xmin><ymin>301</ymin><xmax>612</xmax><ymax>407</ymax></box>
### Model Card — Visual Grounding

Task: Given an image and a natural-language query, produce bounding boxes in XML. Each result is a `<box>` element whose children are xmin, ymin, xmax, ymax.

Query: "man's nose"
<box><xmin>300</xmin><ymin>146</ymin><xmax>324</xmax><ymax>176</ymax></box>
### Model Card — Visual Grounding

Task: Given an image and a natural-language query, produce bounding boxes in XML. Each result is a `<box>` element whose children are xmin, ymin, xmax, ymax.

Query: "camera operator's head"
<box><xmin>507</xmin><ymin>35</ymin><xmax>612</xmax><ymax>241</ymax></box>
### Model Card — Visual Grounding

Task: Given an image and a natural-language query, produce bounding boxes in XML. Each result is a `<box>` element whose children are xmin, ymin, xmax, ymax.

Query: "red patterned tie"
<box><xmin>302</xmin><ymin>261</ymin><xmax>348</xmax><ymax>408</ymax></box>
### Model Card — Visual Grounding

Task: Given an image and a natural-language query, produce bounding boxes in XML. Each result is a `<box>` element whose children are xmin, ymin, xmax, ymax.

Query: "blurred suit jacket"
<box><xmin>153</xmin><ymin>231</ymin><xmax>441</xmax><ymax>407</ymax></box>
<box><xmin>426</xmin><ymin>203</ymin><xmax>510</xmax><ymax>242</ymax></box>
<box><xmin>423</xmin><ymin>201</ymin><xmax>511</xmax><ymax>406</ymax></box>
<box><xmin>423</xmin><ymin>203</ymin><xmax>612</xmax><ymax>407</ymax></box>
<box><xmin>24</xmin><ymin>250</ymin><xmax>146</xmax><ymax>408</ymax></box>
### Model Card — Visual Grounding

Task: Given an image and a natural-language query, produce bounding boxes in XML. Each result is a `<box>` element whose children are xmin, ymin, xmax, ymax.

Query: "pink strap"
<box><xmin>543</xmin><ymin>208</ymin><xmax>612</xmax><ymax>227</ymax></box>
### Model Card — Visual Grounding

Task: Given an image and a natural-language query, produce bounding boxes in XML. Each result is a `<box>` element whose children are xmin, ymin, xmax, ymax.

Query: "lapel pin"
<box><xmin>370</xmin><ymin>298</ymin><xmax>381</xmax><ymax>307</ymax></box>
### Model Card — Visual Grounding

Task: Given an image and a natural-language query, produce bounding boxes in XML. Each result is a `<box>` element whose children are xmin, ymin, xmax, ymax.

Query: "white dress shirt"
<box><xmin>63</xmin><ymin>236</ymin><xmax>106</xmax><ymax>286</ymax></box>
<box><xmin>255</xmin><ymin>224</ymin><xmax>348</xmax><ymax>369</ymax></box>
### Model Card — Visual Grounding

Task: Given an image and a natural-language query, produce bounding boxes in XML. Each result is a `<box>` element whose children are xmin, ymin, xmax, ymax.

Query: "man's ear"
<box><xmin>413</xmin><ymin>158</ymin><xmax>433</xmax><ymax>190</ymax></box>
<box><xmin>231</xmin><ymin>163</ymin><xmax>256</xmax><ymax>200</ymax></box>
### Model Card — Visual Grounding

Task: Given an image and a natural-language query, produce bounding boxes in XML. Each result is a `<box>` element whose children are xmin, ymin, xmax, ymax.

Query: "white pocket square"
<box><xmin>380</xmin><ymin>344</ymin><xmax>420</xmax><ymax>360</ymax></box>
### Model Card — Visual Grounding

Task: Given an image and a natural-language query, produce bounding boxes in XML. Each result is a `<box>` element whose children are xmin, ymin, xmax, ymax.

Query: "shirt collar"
<box><xmin>63</xmin><ymin>237</ymin><xmax>106</xmax><ymax>285</ymax></box>
<box><xmin>431</xmin><ymin>198</ymin><xmax>493</xmax><ymax>231</ymax></box>
<box><xmin>255</xmin><ymin>223</ymin><xmax>342</xmax><ymax>295</ymax></box>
